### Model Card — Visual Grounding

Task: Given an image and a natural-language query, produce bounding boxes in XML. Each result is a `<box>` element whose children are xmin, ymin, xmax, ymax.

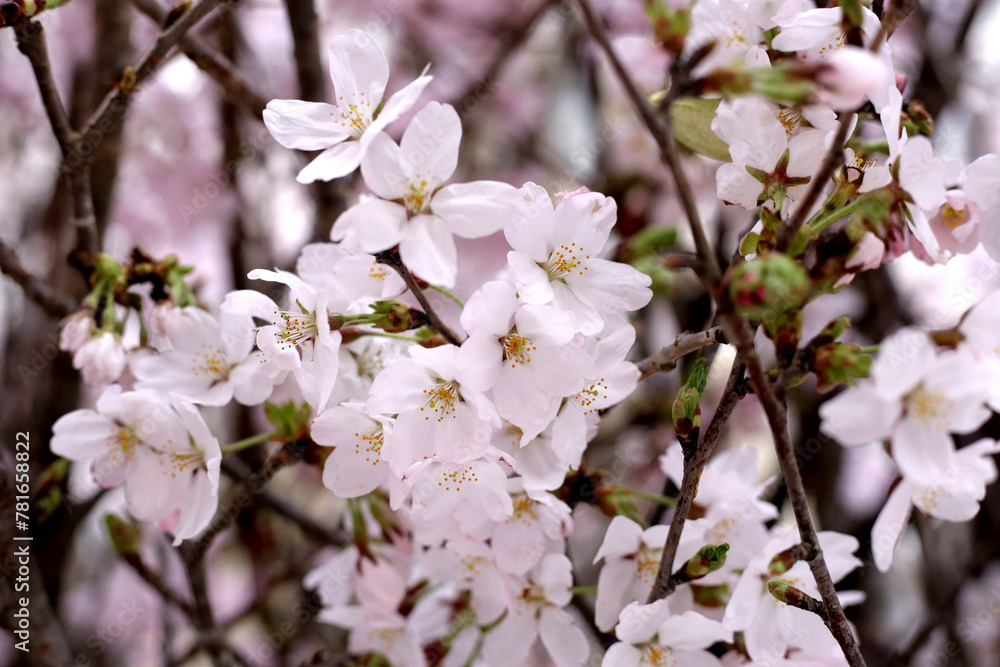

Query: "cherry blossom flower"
<box><xmin>331</xmin><ymin>101</ymin><xmax>521</xmax><ymax>286</ymax></box>
<box><xmin>419</xmin><ymin>538</ymin><xmax>507</xmax><ymax>624</ymax></box>
<box><xmin>725</xmin><ymin>527</ymin><xmax>862</xmax><ymax>663</ymax></box>
<box><xmin>593</xmin><ymin>515</ymin><xmax>670</xmax><ymax>632</ymax></box>
<box><xmin>872</xmin><ymin>439</ymin><xmax>1000</xmax><ymax>572</ymax></box>
<box><xmin>368</xmin><ymin>343</ymin><xmax>499</xmax><ymax>472</ymax></box>
<box><xmin>263</xmin><ymin>30</ymin><xmax>432</xmax><ymax>184</ymax></box>
<box><xmin>482</xmin><ymin>553</ymin><xmax>589</xmax><ymax>667</ymax></box>
<box><xmin>458</xmin><ymin>280</ymin><xmax>596</xmax><ymax>432</ymax></box>
<box><xmin>59</xmin><ymin>314</ymin><xmax>127</xmax><ymax>387</ymax></box>
<box><xmin>489</xmin><ymin>479</ymin><xmax>572</xmax><ymax>575</ymax></box>
<box><xmin>311</xmin><ymin>404</ymin><xmax>392</xmax><ymax>498</ymax></box>
<box><xmin>131</xmin><ymin>306</ymin><xmax>281</xmax><ymax>406</ymax></box>
<box><xmin>51</xmin><ymin>386</ymin><xmax>221</xmax><ymax>544</ymax></box>
<box><xmin>506</xmin><ymin>183</ymin><xmax>652</xmax><ymax>335</ymax></box>
<box><xmin>604</xmin><ymin>599</ymin><xmax>731</xmax><ymax>667</ymax></box>
<box><xmin>819</xmin><ymin>327</ymin><xmax>992</xmax><ymax>486</ymax></box>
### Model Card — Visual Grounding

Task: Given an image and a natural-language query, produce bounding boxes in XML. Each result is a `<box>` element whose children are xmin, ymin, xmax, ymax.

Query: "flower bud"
<box><xmin>728</xmin><ymin>252</ymin><xmax>811</xmax><ymax>321</ymax></box>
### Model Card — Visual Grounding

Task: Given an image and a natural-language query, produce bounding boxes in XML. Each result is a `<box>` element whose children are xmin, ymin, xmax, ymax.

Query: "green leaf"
<box><xmin>670</xmin><ymin>97</ymin><xmax>732</xmax><ymax>162</ymax></box>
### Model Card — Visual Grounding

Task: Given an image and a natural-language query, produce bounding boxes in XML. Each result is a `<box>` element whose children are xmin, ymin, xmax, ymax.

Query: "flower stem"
<box><xmin>569</xmin><ymin>586</ymin><xmax>598</xmax><ymax>595</ymax></box>
<box><xmin>220</xmin><ymin>432</ymin><xmax>278</xmax><ymax>455</ymax></box>
<box><xmin>428</xmin><ymin>284</ymin><xmax>465</xmax><ymax>308</ymax></box>
<box><xmin>630</xmin><ymin>489</ymin><xmax>677</xmax><ymax>506</ymax></box>
<box><xmin>807</xmin><ymin>197</ymin><xmax>868</xmax><ymax>235</ymax></box>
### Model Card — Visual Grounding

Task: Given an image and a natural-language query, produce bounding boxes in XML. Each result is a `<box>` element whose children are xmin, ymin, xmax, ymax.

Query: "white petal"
<box><xmin>399</xmin><ymin>215</ymin><xmax>458</xmax><ymax>287</ymax></box>
<box><xmin>330</xmin><ymin>199</ymin><xmax>407</xmax><ymax>253</ymax></box>
<box><xmin>366</xmin><ymin>73</ymin><xmax>434</xmax><ymax>137</ymax></box>
<box><xmin>328</xmin><ymin>30</ymin><xmax>389</xmax><ymax>103</ymax></box>
<box><xmin>818</xmin><ymin>386</ymin><xmax>899</xmax><ymax>446</ymax></box>
<box><xmin>400</xmin><ymin>101</ymin><xmax>461</xmax><ymax>189</ymax></box>
<box><xmin>891</xmin><ymin>418</ymin><xmax>955</xmax><ymax>487</ymax></box>
<box><xmin>508</xmin><ymin>251</ymin><xmax>554</xmax><ymax>304</ymax></box>
<box><xmin>871</xmin><ymin>480</ymin><xmax>914</xmax><ymax>572</ymax></box>
<box><xmin>433</xmin><ymin>181</ymin><xmax>521</xmax><ymax>238</ymax></box>
<box><xmin>360</xmin><ymin>131</ymin><xmax>409</xmax><ymax>200</ymax></box>
<box><xmin>658</xmin><ymin>611</ymin><xmax>731</xmax><ymax>650</ymax></box>
<box><xmin>871</xmin><ymin>327</ymin><xmax>936</xmax><ymax>400</ymax></box>
<box><xmin>263</xmin><ymin>99</ymin><xmax>348</xmax><ymax>150</ymax></box>
<box><xmin>296</xmin><ymin>141</ymin><xmax>363</xmax><ymax>184</ymax></box>
<box><xmin>539</xmin><ymin>607</ymin><xmax>589</xmax><ymax>667</ymax></box>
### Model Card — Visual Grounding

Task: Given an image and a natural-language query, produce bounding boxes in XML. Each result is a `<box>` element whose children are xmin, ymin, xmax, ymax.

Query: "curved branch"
<box><xmin>376</xmin><ymin>250</ymin><xmax>462</xmax><ymax>346</ymax></box>
<box><xmin>637</xmin><ymin>327</ymin><xmax>727</xmax><ymax>379</ymax></box>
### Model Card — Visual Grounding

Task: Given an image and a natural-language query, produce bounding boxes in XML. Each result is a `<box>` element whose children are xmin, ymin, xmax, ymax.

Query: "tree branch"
<box><xmin>376</xmin><ymin>250</ymin><xmax>462</xmax><ymax>345</ymax></box>
<box><xmin>575</xmin><ymin>0</ymin><xmax>720</xmax><ymax>282</ymax></box>
<box><xmin>637</xmin><ymin>327</ymin><xmax>727</xmax><ymax>380</ymax></box>
<box><xmin>130</xmin><ymin>0</ymin><xmax>270</xmax><ymax>118</ymax></box>
<box><xmin>647</xmin><ymin>357</ymin><xmax>747</xmax><ymax>601</ymax></box>
<box><xmin>0</xmin><ymin>240</ymin><xmax>77</xmax><ymax>318</ymax></box>
<box><xmin>718</xmin><ymin>312</ymin><xmax>866</xmax><ymax>667</ymax></box>
<box><xmin>78</xmin><ymin>0</ymin><xmax>234</xmax><ymax>161</ymax></box>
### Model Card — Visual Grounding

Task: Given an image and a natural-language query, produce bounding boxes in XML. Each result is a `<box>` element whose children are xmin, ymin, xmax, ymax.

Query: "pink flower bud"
<box><xmin>817</xmin><ymin>46</ymin><xmax>891</xmax><ymax>111</ymax></box>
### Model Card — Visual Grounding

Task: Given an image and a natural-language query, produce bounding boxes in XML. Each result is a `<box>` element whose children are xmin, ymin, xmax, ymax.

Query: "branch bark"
<box><xmin>637</xmin><ymin>327</ymin><xmax>727</xmax><ymax>380</ymax></box>
<box><xmin>0</xmin><ymin>240</ymin><xmax>77</xmax><ymax>318</ymax></box>
<box><xmin>376</xmin><ymin>250</ymin><xmax>462</xmax><ymax>345</ymax></box>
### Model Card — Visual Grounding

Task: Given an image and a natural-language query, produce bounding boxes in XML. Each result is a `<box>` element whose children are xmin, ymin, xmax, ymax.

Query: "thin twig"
<box><xmin>122</xmin><ymin>552</ymin><xmax>197</xmax><ymax>618</ymax></box>
<box><xmin>78</xmin><ymin>0</ymin><xmax>233</xmax><ymax>163</ymax></box>
<box><xmin>220</xmin><ymin>459</ymin><xmax>347</xmax><ymax>547</ymax></box>
<box><xmin>575</xmin><ymin>0</ymin><xmax>720</xmax><ymax>282</ymax></box>
<box><xmin>14</xmin><ymin>20</ymin><xmax>99</xmax><ymax>263</ymax></box>
<box><xmin>719</xmin><ymin>311</ymin><xmax>866</xmax><ymax>667</ymax></box>
<box><xmin>375</xmin><ymin>250</ymin><xmax>462</xmax><ymax>345</ymax></box>
<box><xmin>0</xmin><ymin>240</ymin><xmax>77</xmax><ymax>318</ymax></box>
<box><xmin>451</xmin><ymin>0</ymin><xmax>559</xmax><ymax>118</ymax></box>
<box><xmin>647</xmin><ymin>357</ymin><xmax>747</xmax><ymax>601</ymax></box>
<box><xmin>637</xmin><ymin>327</ymin><xmax>727</xmax><ymax>380</ymax></box>
<box><xmin>188</xmin><ymin>439</ymin><xmax>311</xmax><ymax>563</ymax></box>
<box><xmin>130</xmin><ymin>0</ymin><xmax>270</xmax><ymax>118</ymax></box>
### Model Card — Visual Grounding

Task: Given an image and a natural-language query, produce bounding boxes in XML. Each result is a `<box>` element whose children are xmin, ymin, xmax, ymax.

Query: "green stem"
<box><xmin>428</xmin><ymin>284</ymin><xmax>465</xmax><ymax>308</ymax></box>
<box><xmin>807</xmin><ymin>197</ymin><xmax>868</xmax><ymax>235</ymax></box>
<box><xmin>220</xmin><ymin>431</ymin><xmax>278</xmax><ymax>455</ymax></box>
<box><xmin>570</xmin><ymin>586</ymin><xmax>598</xmax><ymax>595</ymax></box>
<box><xmin>630</xmin><ymin>489</ymin><xmax>678</xmax><ymax>507</ymax></box>
<box><xmin>358</xmin><ymin>331</ymin><xmax>424</xmax><ymax>342</ymax></box>
<box><xmin>858</xmin><ymin>345</ymin><xmax>879</xmax><ymax>354</ymax></box>
<box><xmin>461</xmin><ymin>632</ymin><xmax>486</xmax><ymax>667</ymax></box>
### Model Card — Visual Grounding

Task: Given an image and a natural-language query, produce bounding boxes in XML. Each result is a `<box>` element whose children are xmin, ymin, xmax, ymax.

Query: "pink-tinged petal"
<box><xmin>330</xmin><ymin>199</ymin><xmax>407</xmax><ymax>253</ymax></box>
<box><xmin>515</xmin><ymin>305</ymin><xmax>578</xmax><ymax>346</ymax></box>
<box><xmin>602</xmin><ymin>642</ymin><xmax>644</xmax><ymax>667</ymax></box>
<box><xmin>816</xmin><ymin>530</ymin><xmax>862</xmax><ymax>583</ymax></box>
<box><xmin>229</xmin><ymin>353</ymin><xmax>283</xmax><ymax>406</ymax></box>
<box><xmin>871</xmin><ymin>480</ymin><xmax>915</xmax><ymax>572</ymax></box>
<box><xmin>366</xmin><ymin>73</ymin><xmax>434</xmax><ymax>137</ymax></box>
<box><xmin>891</xmin><ymin>418</ymin><xmax>955</xmax><ymax>486</ymax></box>
<box><xmin>400</xmin><ymin>101</ymin><xmax>461</xmax><ymax>189</ymax></box>
<box><xmin>263</xmin><ymin>100</ymin><xmax>348</xmax><ymax>150</ymax></box>
<box><xmin>551</xmin><ymin>281</ymin><xmax>603</xmax><ymax>336</ymax></box>
<box><xmin>595</xmin><ymin>559</ymin><xmax>639</xmax><ymax>632</ymax></box>
<box><xmin>507</xmin><ymin>250</ymin><xmax>554</xmax><ymax>304</ymax></box>
<box><xmin>296</xmin><ymin>141</ymin><xmax>362</xmax><ymax>184</ymax></box>
<box><xmin>979</xmin><ymin>202</ymin><xmax>1000</xmax><ymax>263</ymax></box>
<box><xmin>328</xmin><ymin>30</ymin><xmax>389</xmax><ymax>103</ymax></box>
<box><xmin>871</xmin><ymin>327</ymin><xmax>937</xmax><ymax>399</ymax></box>
<box><xmin>494</xmin><ymin>366</ymin><xmax>559</xmax><ymax>427</ymax></box>
<box><xmin>716</xmin><ymin>163</ymin><xmax>764</xmax><ymax>209</ymax></box>
<box><xmin>409</xmin><ymin>343</ymin><xmax>460</xmax><ymax>381</ymax></box>
<box><xmin>524</xmin><ymin>345</ymin><xmax>592</xmax><ymax>398</ymax></box>
<box><xmin>539</xmin><ymin>607</ymin><xmax>589</xmax><ymax>667</ymax></box>
<box><xmin>324</xmin><ymin>434</ymin><xmax>388</xmax><ymax>498</ymax></box>
<box><xmin>818</xmin><ymin>386</ymin><xmax>899</xmax><ymax>446</ymax></box>
<box><xmin>964</xmin><ymin>154</ymin><xmax>1000</xmax><ymax>211</ymax></box>
<box><xmin>123</xmin><ymin>448</ymin><xmax>172</xmax><ymax>521</ymax></box>
<box><xmin>483</xmin><ymin>608</ymin><xmax>537</xmax><ymax>667</ymax></box>
<box><xmin>658</xmin><ymin>611</ymin><xmax>731</xmax><ymax>650</ymax></box>
<box><xmin>615</xmin><ymin>599</ymin><xmax>672</xmax><ymax>643</ymax></box>
<box><xmin>594</xmin><ymin>516</ymin><xmax>645</xmax><ymax>563</ymax></box>
<box><xmin>51</xmin><ymin>409</ymin><xmax>118</xmax><ymax>460</ymax></box>
<box><xmin>506</xmin><ymin>186</ymin><xmax>555</xmax><ymax>262</ymax></box>
<box><xmin>669</xmin><ymin>650</ymin><xmax>723</xmax><ymax>667</ymax></box>
<box><xmin>434</xmin><ymin>181</ymin><xmax>521</xmax><ymax>238</ymax></box>
<box><xmin>359</xmin><ymin>131</ymin><xmax>409</xmax><ymax>200</ymax></box>
<box><xmin>564</xmin><ymin>257</ymin><xmax>653</xmax><ymax>312</ymax></box>
<box><xmin>368</xmin><ymin>359</ymin><xmax>434</xmax><ymax>414</ymax></box>
<box><xmin>460</xmin><ymin>280</ymin><xmax>517</xmax><ymax>336</ymax></box>
<box><xmin>550</xmin><ymin>191</ymin><xmax>617</xmax><ymax>254</ymax></box>
<box><xmin>456</xmin><ymin>331</ymin><xmax>504</xmax><ymax>393</ymax></box>
<box><xmin>168</xmin><ymin>469</ymin><xmax>218</xmax><ymax>545</ymax></box>
<box><xmin>399</xmin><ymin>214</ymin><xmax>458</xmax><ymax>287</ymax></box>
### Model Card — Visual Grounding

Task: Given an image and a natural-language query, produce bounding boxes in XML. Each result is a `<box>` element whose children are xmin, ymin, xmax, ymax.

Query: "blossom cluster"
<box><xmin>42</xmin><ymin>1</ymin><xmax>1000</xmax><ymax>664</ymax></box>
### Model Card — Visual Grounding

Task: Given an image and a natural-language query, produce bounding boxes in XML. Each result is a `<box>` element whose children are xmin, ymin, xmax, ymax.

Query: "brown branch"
<box><xmin>647</xmin><ymin>357</ymin><xmax>747</xmax><ymax>601</ymax></box>
<box><xmin>188</xmin><ymin>438</ymin><xmax>311</xmax><ymax>564</ymax></box>
<box><xmin>718</xmin><ymin>311</ymin><xmax>866</xmax><ymax>667</ymax></box>
<box><xmin>130</xmin><ymin>0</ymin><xmax>270</xmax><ymax>118</ymax></box>
<box><xmin>376</xmin><ymin>250</ymin><xmax>462</xmax><ymax>345</ymax></box>
<box><xmin>220</xmin><ymin>459</ymin><xmax>347</xmax><ymax>547</ymax></box>
<box><xmin>281</xmin><ymin>0</ymin><xmax>348</xmax><ymax>241</ymax></box>
<box><xmin>13</xmin><ymin>20</ymin><xmax>99</xmax><ymax>263</ymax></box>
<box><xmin>575</xmin><ymin>0</ymin><xmax>720</xmax><ymax>282</ymax></box>
<box><xmin>121</xmin><ymin>551</ymin><xmax>197</xmax><ymax>618</ymax></box>
<box><xmin>78</xmin><ymin>0</ymin><xmax>234</xmax><ymax>163</ymax></box>
<box><xmin>451</xmin><ymin>0</ymin><xmax>559</xmax><ymax>118</ymax></box>
<box><xmin>0</xmin><ymin>240</ymin><xmax>77</xmax><ymax>318</ymax></box>
<box><xmin>637</xmin><ymin>327</ymin><xmax>727</xmax><ymax>380</ymax></box>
